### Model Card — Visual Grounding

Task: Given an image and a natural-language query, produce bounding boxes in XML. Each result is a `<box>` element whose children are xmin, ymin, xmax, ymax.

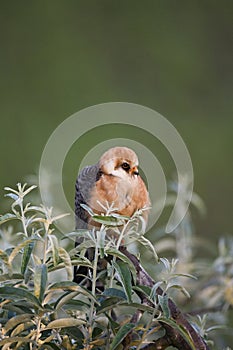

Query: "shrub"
<box><xmin>0</xmin><ymin>183</ymin><xmax>232</xmax><ymax>349</ymax></box>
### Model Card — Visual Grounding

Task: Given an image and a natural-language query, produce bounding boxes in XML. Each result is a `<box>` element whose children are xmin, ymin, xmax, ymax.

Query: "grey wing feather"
<box><xmin>75</xmin><ymin>163</ymin><xmax>101</xmax><ymax>229</ymax></box>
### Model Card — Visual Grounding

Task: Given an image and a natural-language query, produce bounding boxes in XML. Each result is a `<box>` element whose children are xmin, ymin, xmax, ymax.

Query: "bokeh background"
<box><xmin>1</xmin><ymin>1</ymin><xmax>232</xmax><ymax>239</ymax></box>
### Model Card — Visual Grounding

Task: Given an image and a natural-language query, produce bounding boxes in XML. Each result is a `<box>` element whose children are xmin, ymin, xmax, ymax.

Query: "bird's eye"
<box><xmin>121</xmin><ymin>162</ymin><xmax>130</xmax><ymax>171</ymax></box>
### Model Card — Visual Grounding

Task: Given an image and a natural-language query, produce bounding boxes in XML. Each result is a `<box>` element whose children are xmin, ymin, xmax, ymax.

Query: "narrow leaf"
<box><xmin>173</xmin><ymin>273</ymin><xmax>197</xmax><ymax>280</ymax></box>
<box><xmin>110</xmin><ymin>323</ymin><xmax>135</xmax><ymax>350</ymax></box>
<box><xmin>4</xmin><ymin>313</ymin><xmax>33</xmax><ymax>333</ymax></box>
<box><xmin>61</xmin><ymin>230</ymin><xmax>90</xmax><ymax>240</ymax></box>
<box><xmin>96</xmin><ymin>297</ymin><xmax>123</xmax><ymax>314</ymax></box>
<box><xmin>167</xmin><ymin>284</ymin><xmax>191</xmax><ymax>298</ymax></box>
<box><xmin>92</xmin><ymin>215</ymin><xmax>123</xmax><ymax>226</ymax></box>
<box><xmin>137</xmin><ymin>235</ymin><xmax>159</xmax><ymax>263</ymax></box>
<box><xmin>58</xmin><ymin>247</ymin><xmax>73</xmax><ymax>280</ymax></box>
<box><xmin>158</xmin><ymin>294</ymin><xmax>170</xmax><ymax>318</ymax></box>
<box><xmin>49</xmin><ymin>281</ymin><xmax>80</xmax><ymax>290</ymax></box>
<box><xmin>4</xmin><ymin>193</ymin><xmax>19</xmax><ymax>201</ymax></box>
<box><xmin>103</xmin><ymin>288</ymin><xmax>127</xmax><ymax>300</ymax></box>
<box><xmin>54</xmin><ymin>291</ymin><xmax>89</xmax><ymax>311</ymax></box>
<box><xmin>120</xmin><ymin>302</ymin><xmax>154</xmax><ymax>313</ymax></box>
<box><xmin>21</xmin><ymin>242</ymin><xmax>34</xmax><ymax>275</ymax></box>
<box><xmin>48</xmin><ymin>234</ymin><xmax>59</xmax><ymax>266</ymax></box>
<box><xmin>48</xmin><ymin>282</ymin><xmax>97</xmax><ymax>304</ymax></box>
<box><xmin>9</xmin><ymin>239</ymin><xmax>34</xmax><ymax>265</ymax></box>
<box><xmin>0</xmin><ymin>213</ymin><xmax>18</xmax><ymax>225</ymax></box>
<box><xmin>106</xmin><ymin>248</ymin><xmax>136</xmax><ymax>281</ymax></box>
<box><xmin>80</xmin><ymin>203</ymin><xmax>94</xmax><ymax>216</ymax></box>
<box><xmin>0</xmin><ymin>286</ymin><xmax>42</xmax><ymax>308</ymax></box>
<box><xmin>11</xmin><ymin>321</ymin><xmax>33</xmax><ymax>337</ymax></box>
<box><xmin>0</xmin><ymin>273</ymin><xmax>23</xmax><ymax>282</ymax></box>
<box><xmin>34</xmin><ymin>264</ymin><xmax>47</xmax><ymax>303</ymax></box>
<box><xmin>22</xmin><ymin>185</ymin><xmax>37</xmax><ymax>196</ymax></box>
<box><xmin>113</xmin><ymin>261</ymin><xmax>132</xmax><ymax>303</ymax></box>
<box><xmin>45</xmin><ymin>318</ymin><xmax>85</xmax><ymax>330</ymax></box>
<box><xmin>0</xmin><ymin>337</ymin><xmax>34</xmax><ymax>347</ymax></box>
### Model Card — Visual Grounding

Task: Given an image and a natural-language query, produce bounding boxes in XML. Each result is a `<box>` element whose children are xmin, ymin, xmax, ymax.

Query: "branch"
<box><xmin>119</xmin><ymin>246</ymin><xmax>211</xmax><ymax>350</ymax></box>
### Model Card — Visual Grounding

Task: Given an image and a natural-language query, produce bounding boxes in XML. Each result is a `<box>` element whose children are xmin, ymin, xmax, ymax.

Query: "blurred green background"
<box><xmin>0</xmin><ymin>1</ymin><xmax>232</xmax><ymax>240</ymax></box>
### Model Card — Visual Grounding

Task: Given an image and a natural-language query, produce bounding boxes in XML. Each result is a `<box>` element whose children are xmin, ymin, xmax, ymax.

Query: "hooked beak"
<box><xmin>131</xmin><ymin>166</ymin><xmax>139</xmax><ymax>176</ymax></box>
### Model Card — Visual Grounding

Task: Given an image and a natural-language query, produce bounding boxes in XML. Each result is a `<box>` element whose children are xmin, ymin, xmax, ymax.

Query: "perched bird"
<box><xmin>73</xmin><ymin>146</ymin><xmax>150</xmax><ymax>284</ymax></box>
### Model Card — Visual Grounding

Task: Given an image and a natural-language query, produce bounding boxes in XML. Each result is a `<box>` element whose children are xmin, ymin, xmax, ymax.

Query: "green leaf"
<box><xmin>80</xmin><ymin>203</ymin><xmax>94</xmax><ymax>216</ymax></box>
<box><xmin>113</xmin><ymin>261</ymin><xmax>132</xmax><ymax>303</ymax></box>
<box><xmin>110</xmin><ymin>323</ymin><xmax>135</xmax><ymax>350</ymax></box>
<box><xmin>0</xmin><ymin>337</ymin><xmax>34</xmax><ymax>347</ymax></box>
<box><xmin>160</xmin><ymin>257</ymin><xmax>171</xmax><ymax>271</ymax></box>
<box><xmin>4</xmin><ymin>193</ymin><xmax>19</xmax><ymax>201</ymax></box>
<box><xmin>0</xmin><ymin>286</ymin><xmax>42</xmax><ymax>308</ymax></box>
<box><xmin>92</xmin><ymin>215</ymin><xmax>123</xmax><ymax>226</ymax></box>
<box><xmin>0</xmin><ymin>273</ymin><xmax>23</xmax><ymax>282</ymax></box>
<box><xmin>49</xmin><ymin>282</ymin><xmax>98</xmax><ymax>304</ymax></box>
<box><xmin>120</xmin><ymin>302</ymin><xmax>154</xmax><ymax>313</ymax></box>
<box><xmin>103</xmin><ymin>288</ymin><xmax>127</xmax><ymax>300</ymax></box>
<box><xmin>173</xmin><ymin>273</ymin><xmax>197</xmax><ymax>280</ymax></box>
<box><xmin>48</xmin><ymin>257</ymin><xmax>92</xmax><ymax>272</ymax></box>
<box><xmin>96</xmin><ymin>297</ymin><xmax>123</xmax><ymax>314</ymax></box>
<box><xmin>48</xmin><ymin>234</ymin><xmax>59</xmax><ymax>267</ymax></box>
<box><xmin>111</xmin><ymin>213</ymin><xmax>130</xmax><ymax>220</ymax></box>
<box><xmin>133</xmin><ymin>285</ymin><xmax>152</xmax><ymax>298</ymax></box>
<box><xmin>65</xmin><ymin>327</ymin><xmax>84</xmax><ymax>342</ymax></box>
<box><xmin>105</xmin><ymin>248</ymin><xmax>136</xmax><ymax>281</ymax></box>
<box><xmin>1</xmin><ymin>302</ymin><xmax>32</xmax><ymax>314</ymax></box>
<box><xmin>158</xmin><ymin>294</ymin><xmax>170</xmax><ymax>318</ymax></box>
<box><xmin>54</xmin><ymin>292</ymin><xmax>90</xmax><ymax>311</ymax></box>
<box><xmin>150</xmin><ymin>281</ymin><xmax>164</xmax><ymax>300</ymax></box>
<box><xmin>34</xmin><ymin>264</ymin><xmax>47</xmax><ymax>303</ymax></box>
<box><xmin>58</xmin><ymin>247</ymin><xmax>73</xmax><ymax>280</ymax></box>
<box><xmin>167</xmin><ymin>283</ymin><xmax>191</xmax><ymax>298</ymax></box>
<box><xmin>69</xmin><ymin>239</ymin><xmax>96</xmax><ymax>254</ymax></box>
<box><xmin>0</xmin><ymin>213</ymin><xmax>18</xmax><ymax>225</ymax></box>
<box><xmin>49</xmin><ymin>281</ymin><xmax>79</xmax><ymax>290</ymax></box>
<box><xmin>137</xmin><ymin>235</ymin><xmax>159</xmax><ymax>263</ymax></box>
<box><xmin>11</xmin><ymin>321</ymin><xmax>34</xmax><ymax>337</ymax></box>
<box><xmin>45</xmin><ymin>318</ymin><xmax>85</xmax><ymax>330</ymax></box>
<box><xmin>9</xmin><ymin>239</ymin><xmax>35</xmax><ymax>265</ymax></box>
<box><xmin>4</xmin><ymin>313</ymin><xmax>33</xmax><ymax>333</ymax></box>
<box><xmin>21</xmin><ymin>242</ymin><xmax>34</xmax><ymax>275</ymax></box>
<box><xmin>61</xmin><ymin>230</ymin><xmax>90</xmax><ymax>240</ymax></box>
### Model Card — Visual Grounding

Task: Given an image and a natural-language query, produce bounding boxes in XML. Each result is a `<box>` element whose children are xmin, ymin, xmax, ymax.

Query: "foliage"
<box><xmin>0</xmin><ymin>183</ymin><xmax>232</xmax><ymax>349</ymax></box>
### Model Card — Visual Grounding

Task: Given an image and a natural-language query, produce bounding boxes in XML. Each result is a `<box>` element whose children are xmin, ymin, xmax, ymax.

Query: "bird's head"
<box><xmin>99</xmin><ymin>147</ymin><xmax>139</xmax><ymax>180</ymax></box>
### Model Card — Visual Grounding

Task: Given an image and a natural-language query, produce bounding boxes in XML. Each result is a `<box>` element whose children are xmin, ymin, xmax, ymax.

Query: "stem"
<box><xmin>43</xmin><ymin>233</ymin><xmax>48</xmax><ymax>265</ymax></box>
<box><xmin>116</xmin><ymin>218</ymin><xmax>131</xmax><ymax>250</ymax></box>
<box><xmin>19</xmin><ymin>200</ymin><xmax>28</xmax><ymax>237</ymax></box>
<box><xmin>35</xmin><ymin>317</ymin><xmax>41</xmax><ymax>344</ymax></box>
<box><xmin>109</xmin><ymin>219</ymin><xmax>131</xmax><ymax>288</ymax></box>
<box><xmin>88</xmin><ymin>237</ymin><xmax>99</xmax><ymax>343</ymax></box>
<box><xmin>42</xmin><ymin>223</ymin><xmax>50</xmax><ymax>264</ymax></box>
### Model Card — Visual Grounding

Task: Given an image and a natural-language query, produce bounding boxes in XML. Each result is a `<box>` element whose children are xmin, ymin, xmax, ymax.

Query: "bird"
<box><xmin>73</xmin><ymin>146</ymin><xmax>150</xmax><ymax>285</ymax></box>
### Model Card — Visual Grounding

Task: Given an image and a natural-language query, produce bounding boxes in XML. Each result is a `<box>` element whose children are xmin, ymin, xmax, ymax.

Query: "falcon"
<box><xmin>73</xmin><ymin>146</ymin><xmax>150</xmax><ymax>284</ymax></box>
<box><xmin>75</xmin><ymin>146</ymin><xmax>150</xmax><ymax>229</ymax></box>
